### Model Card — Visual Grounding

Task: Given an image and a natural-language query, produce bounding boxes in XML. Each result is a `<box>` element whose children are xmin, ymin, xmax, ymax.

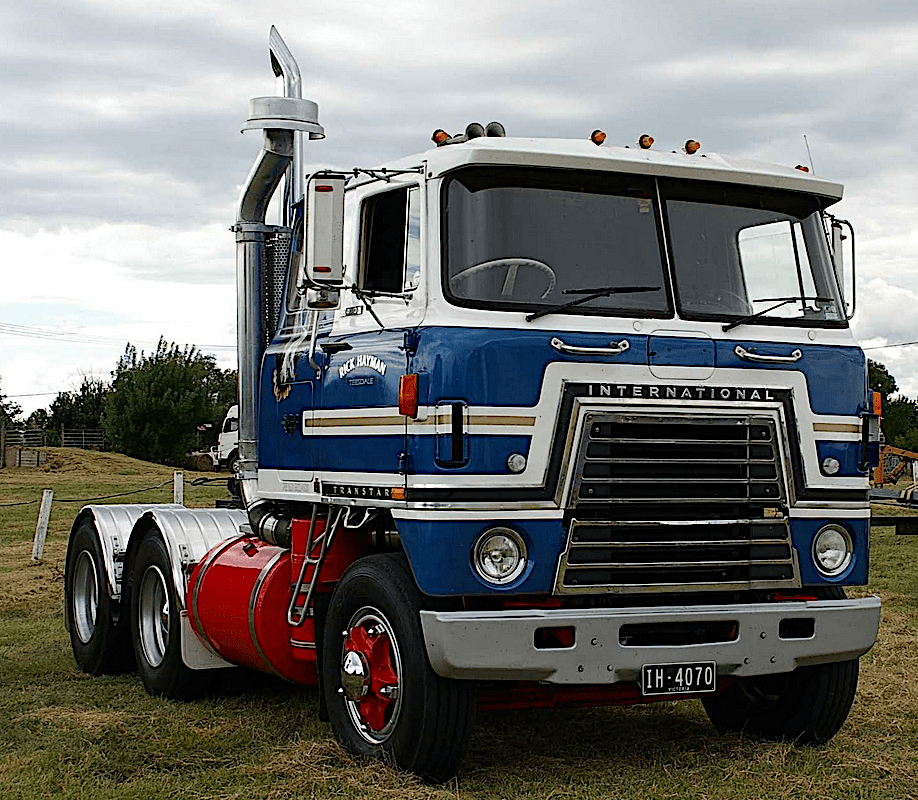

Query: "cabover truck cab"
<box><xmin>64</xmin><ymin>29</ymin><xmax>881</xmax><ymax>783</ymax></box>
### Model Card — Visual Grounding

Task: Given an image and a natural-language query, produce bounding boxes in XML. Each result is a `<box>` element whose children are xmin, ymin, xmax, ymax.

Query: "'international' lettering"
<box><xmin>585</xmin><ymin>384</ymin><xmax>780</xmax><ymax>403</ymax></box>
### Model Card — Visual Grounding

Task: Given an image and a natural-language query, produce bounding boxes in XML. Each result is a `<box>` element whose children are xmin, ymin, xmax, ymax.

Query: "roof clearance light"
<box><xmin>795</xmin><ymin>165</ymin><xmax>810</xmax><ymax>172</ymax></box>
<box><xmin>486</xmin><ymin>121</ymin><xmax>506</xmax><ymax>137</ymax></box>
<box><xmin>432</xmin><ymin>129</ymin><xmax>450</xmax><ymax>146</ymax></box>
<box><xmin>638</xmin><ymin>134</ymin><xmax>654</xmax><ymax>149</ymax></box>
<box><xmin>466</xmin><ymin>122</ymin><xmax>485</xmax><ymax>140</ymax></box>
<box><xmin>684</xmin><ymin>139</ymin><xmax>701</xmax><ymax>155</ymax></box>
<box><xmin>591</xmin><ymin>129</ymin><xmax>607</xmax><ymax>146</ymax></box>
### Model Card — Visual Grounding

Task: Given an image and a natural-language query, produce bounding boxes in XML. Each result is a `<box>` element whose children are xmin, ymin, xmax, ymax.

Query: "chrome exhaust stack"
<box><xmin>235</xmin><ymin>28</ymin><xmax>323</xmax><ymax>542</ymax></box>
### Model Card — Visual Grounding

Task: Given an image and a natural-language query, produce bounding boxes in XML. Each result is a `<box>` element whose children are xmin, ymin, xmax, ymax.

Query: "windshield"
<box><xmin>662</xmin><ymin>179</ymin><xmax>844</xmax><ymax>325</ymax></box>
<box><xmin>444</xmin><ymin>168</ymin><xmax>671</xmax><ymax>318</ymax></box>
<box><xmin>442</xmin><ymin>167</ymin><xmax>845</xmax><ymax>327</ymax></box>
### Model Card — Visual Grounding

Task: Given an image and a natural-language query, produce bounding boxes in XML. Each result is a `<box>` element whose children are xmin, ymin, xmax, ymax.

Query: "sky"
<box><xmin>2</xmin><ymin>0</ymin><xmax>918</xmax><ymax>417</ymax></box>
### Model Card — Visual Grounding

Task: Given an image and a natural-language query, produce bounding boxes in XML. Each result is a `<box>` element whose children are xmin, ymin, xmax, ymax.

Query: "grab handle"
<box><xmin>734</xmin><ymin>344</ymin><xmax>802</xmax><ymax>363</ymax></box>
<box><xmin>551</xmin><ymin>337</ymin><xmax>630</xmax><ymax>356</ymax></box>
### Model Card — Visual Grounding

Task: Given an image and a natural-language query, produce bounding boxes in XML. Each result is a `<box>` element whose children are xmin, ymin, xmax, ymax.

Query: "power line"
<box><xmin>0</xmin><ymin>321</ymin><xmax>235</xmax><ymax>351</ymax></box>
<box><xmin>862</xmin><ymin>341</ymin><xmax>918</xmax><ymax>351</ymax></box>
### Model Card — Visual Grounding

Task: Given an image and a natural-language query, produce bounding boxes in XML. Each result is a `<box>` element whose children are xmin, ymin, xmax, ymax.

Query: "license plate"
<box><xmin>641</xmin><ymin>661</ymin><xmax>717</xmax><ymax>696</ymax></box>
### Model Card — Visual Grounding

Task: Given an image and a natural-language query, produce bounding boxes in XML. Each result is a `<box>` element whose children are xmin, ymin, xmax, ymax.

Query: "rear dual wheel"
<box><xmin>322</xmin><ymin>553</ymin><xmax>475</xmax><ymax>783</ymax></box>
<box><xmin>65</xmin><ymin>518</ymin><xmax>133</xmax><ymax>675</ymax></box>
<box><xmin>130</xmin><ymin>533</ymin><xmax>208</xmax><ymax>700</ymax></box>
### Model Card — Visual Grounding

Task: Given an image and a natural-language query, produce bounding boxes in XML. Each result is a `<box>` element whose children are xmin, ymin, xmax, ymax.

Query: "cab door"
<box><xmin>313</xmin><ymin>182</ymin><xmax>424</xmax><ymax>479</ymax></box>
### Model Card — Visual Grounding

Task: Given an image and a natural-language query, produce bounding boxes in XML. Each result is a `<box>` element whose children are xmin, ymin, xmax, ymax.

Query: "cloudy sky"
<box><xmin>2</xmin><ymin>0</ymin><xmax>918</xmax><ymax>417</ymax></box>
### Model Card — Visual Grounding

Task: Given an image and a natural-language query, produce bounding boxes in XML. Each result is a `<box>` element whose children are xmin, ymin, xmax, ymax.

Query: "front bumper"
<box><xmin>419</xmin><ymin>596</ymin><xmax>880</xmax><ymax>684</ymax></box>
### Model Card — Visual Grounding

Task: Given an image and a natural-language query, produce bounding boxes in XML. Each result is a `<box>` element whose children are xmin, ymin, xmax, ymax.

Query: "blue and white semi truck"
<box><xmin>64</xmin><ymin>29</ymin><xmax>881</xmax><ymax>782</ymax></box>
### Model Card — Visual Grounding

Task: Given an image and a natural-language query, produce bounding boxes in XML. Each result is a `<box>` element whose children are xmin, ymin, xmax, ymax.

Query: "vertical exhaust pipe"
<box><xmin>235</xmin><ymin>29</ymin><xmax>323</xmax><ymax>544</ymax></box>
<box><xmin>269</xmin><ymin>26</ymin><xmax>303</xmax><ymax>227</ymax></box>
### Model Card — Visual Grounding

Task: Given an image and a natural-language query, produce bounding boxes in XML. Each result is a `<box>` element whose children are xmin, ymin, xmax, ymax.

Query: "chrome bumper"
<box><xmin>419</xmin><ymin>596</ymin><xmax>880</xmax><ymax>684</ymax></box>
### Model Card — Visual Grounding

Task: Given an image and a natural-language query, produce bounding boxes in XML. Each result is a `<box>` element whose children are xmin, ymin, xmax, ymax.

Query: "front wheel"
<box><xmin>130</xmin><ymin>533</ymin><xmax>208</xmax><ymax>700</ymax></box>
<box><xmin>702</xmin><ymin>658</ymin><xmax>859</xmax><ymax>744</ymax></box>
<box><xmin>321</xmin><ymin>553</ymin><xmax>475</xmax><ymax>783</ymax></box>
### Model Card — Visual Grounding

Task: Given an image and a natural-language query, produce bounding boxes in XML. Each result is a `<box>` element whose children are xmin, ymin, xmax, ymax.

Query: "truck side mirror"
<box><xmin>305</xmin><ymin>174</ymin><xmax>346</xmax><ymax>308</ymax></box>
<box><xmin>829</xmin><ymin>216</ymin><xmax>856</xmax><ymax>319</ymax></box>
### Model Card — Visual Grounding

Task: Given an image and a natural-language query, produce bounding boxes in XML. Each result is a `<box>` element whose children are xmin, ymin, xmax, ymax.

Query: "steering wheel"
<box><xmin>450</xmin><ymin>258</ymin><xmax>557</xmax><ymax>299</ymax></box>
<box><xmin>715</xmin><ymin>290</ymin><xmax>753</xmax><ymax>315</ymax></box>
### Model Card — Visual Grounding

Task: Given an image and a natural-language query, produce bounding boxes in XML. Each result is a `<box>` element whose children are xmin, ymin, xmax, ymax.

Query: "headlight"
<box><xmin>472</xmin><ymin>527</ymin><xmax>527</xmax><ymax>585</ymax></box>
<box><xmin>812</xmin><ymin>524</ymin><xmax>853</xmax><ymax>576</ymax></box>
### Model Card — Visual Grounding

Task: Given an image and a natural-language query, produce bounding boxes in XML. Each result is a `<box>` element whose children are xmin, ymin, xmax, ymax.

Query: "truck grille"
<box><xmin>557</xmin><ymin>412</ymin><xmax>798</xmax><ymax>594</ymax></box>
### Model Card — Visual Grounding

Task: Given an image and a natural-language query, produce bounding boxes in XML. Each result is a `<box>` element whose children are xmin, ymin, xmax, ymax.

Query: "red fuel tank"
<box><xmin>187</xmin><ymin>536</ymin><xmax>318</xmax><ymax>685</ymax></box>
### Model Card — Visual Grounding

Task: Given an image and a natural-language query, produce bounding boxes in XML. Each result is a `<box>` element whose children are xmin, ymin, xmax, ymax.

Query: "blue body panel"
<box><xmin>259</xmin><ymin>322</ymin><xmax>869</xmax><ymax>595</ymax></box>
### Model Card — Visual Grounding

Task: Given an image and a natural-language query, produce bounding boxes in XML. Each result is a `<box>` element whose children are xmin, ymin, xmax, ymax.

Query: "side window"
<box><xmin>361</xmin><ymin>186</ymin><xmax>420</xmax><ymax>293</ymax></box>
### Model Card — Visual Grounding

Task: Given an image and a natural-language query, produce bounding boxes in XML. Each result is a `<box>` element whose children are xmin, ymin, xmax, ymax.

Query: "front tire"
<box><xmin>321</xmin><ymin>553</ymin><xmax>475</xmax><ymax>783</ymax></box>
<box><xmin>130</xmin><ymin>533</ymin><xmax>207</xmax><ymax>700</ymax></box>
<box><xmin>65</xmin><ymin>518</ymin><xmax>134</xmax><ymax>674</ymax></box>
<box><xmin>702</xmin><ymin>658</ymin><xmax>860</xmax><ymax>744</ymax></box>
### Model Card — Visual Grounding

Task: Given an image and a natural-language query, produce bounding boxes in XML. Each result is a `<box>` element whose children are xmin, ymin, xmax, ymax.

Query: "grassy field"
<box><xmin>1</xmin><ymin>449</ymin><xmax>917</xmax><ymax>799</ymax></box>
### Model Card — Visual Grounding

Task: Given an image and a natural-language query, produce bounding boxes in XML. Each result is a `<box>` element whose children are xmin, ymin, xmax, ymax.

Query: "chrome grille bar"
<box><xmin>557</xmin><ymin>412</ymin><xmax>799</xmax><ymax>594</ymax></box>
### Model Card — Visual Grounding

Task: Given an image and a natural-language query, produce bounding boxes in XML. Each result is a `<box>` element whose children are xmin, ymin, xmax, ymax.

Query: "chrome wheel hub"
<box><xmin>340</xmin><ymin>607</ymin><xmax>403</xmax><ymax>744</ymax></box>
<box><xmin>341</xmin><ymin>650</ymin><xmax>370</xmax><ymax>701</ymax></box>
<box><xmin>138</xmin><ymin>564</ymin><xmax>170</xmax><ymax>668</ymax></box>
<box><xmin>72</xmin><ymin>550</ymin><xmax>99</xmax><ymax>644</ymax></box>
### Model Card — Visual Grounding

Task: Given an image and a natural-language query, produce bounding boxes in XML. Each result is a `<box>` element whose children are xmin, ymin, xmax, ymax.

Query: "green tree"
<box><xmin>868</xmin><ymin>359</ymin><xmax>918</xmax><ymax>452</ymax></box>
<box><xmin>0</xmin><ymin>376</ymin><xmax>22</xmax><ymax>429</ymax></box>
<box><xmin>44</xmin><ymin>377</ymin><xmax>109</xmax><ymax>445</ymax></box>
<box><xmin>103</xmin><ymin>339</ymin><xmax>234</xmax><ymax>465</ymax></box>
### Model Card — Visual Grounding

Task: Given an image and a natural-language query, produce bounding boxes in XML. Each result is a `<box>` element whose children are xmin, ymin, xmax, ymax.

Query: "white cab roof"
<box><xmin>384</xmin><ymin>137</ymin><xmax>842</xmax><ymax>202</ymax></box>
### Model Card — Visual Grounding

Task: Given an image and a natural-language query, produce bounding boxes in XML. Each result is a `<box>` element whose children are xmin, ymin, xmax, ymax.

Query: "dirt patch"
<box><xmin>0</xmin><ymin>540</ymin><xmax>65</xmax><ymax>610</ymax></box>
<box><xmin>20</xmin><ymin>707</ymin><xmax>133</xmax><ymax>731</ymax></box>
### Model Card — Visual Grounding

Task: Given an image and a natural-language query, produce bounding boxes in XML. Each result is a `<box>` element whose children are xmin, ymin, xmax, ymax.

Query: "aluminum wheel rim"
<box><xmin>72</xmin><ymin>550</ymin><xmax>99</xmax><ymax>644</ymax></box>
<box><xmin>138</xmin><ymin>564</ymin><xmax>170</xmax><ymax>668</ymax></box>
<box><xmin>342</xmin><ymin>607</ymin><xmax>403</xmax><ymax>744</ymax></box>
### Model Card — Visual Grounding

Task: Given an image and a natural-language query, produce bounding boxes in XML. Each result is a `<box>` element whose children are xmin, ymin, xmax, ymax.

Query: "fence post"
<box><xmin>174</xmin><ymin>471</ymin><xmax>184</xmax><ymax>505</ymax></box>
<box><xmin>32</xmin><ymin>489</ymin><xmax>54</xmax><ymax>562</ymax></box>
<box><xmin>1</xmin><ymin>424</ymin><xmax>5</xmax><ymax>468</ymax></box>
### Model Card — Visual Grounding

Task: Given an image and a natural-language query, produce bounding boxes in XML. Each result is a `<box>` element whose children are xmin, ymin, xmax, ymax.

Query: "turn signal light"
<box><xmin>399</xmin><ymin>373</ymin><xmax>419</xmax><ymax>418</ymax></box>
<box><xmin>432</xmin><ymin>129</ymin><xmax>450</xmax><ymax>145</ymax></box>
<box><xmin>872</xmin><ymin>390</ymin><xmax>882</xmax><ymax>416</ymax></box>
<box><xmin>591</xmin><ymin>129</ymin><xmax>607</xmax><ymax>146</ymax></box>
<box><xmin>638</xmin><ymin>134</ymin><xmax>654</xmax><ymax>149</ymax></box>
<box><xmin>684</xmin><ymin>139</ymin><xmax>701</xmax><ymax>155</ymax></box>
<box><xmin>795</xmin><ymin>165</ymin><xmax>810</xmax><ymax>172</ymax></box>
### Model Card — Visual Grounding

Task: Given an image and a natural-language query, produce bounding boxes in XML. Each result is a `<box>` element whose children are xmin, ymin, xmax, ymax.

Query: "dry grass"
<box><xmin>1</xmin><ymin>451</ymin><xmax>917</xmax><ymax>799</ymax></box>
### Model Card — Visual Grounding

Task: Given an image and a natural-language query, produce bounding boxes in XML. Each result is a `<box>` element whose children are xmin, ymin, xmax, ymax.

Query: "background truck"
<box><xmin>64</xmin><ymin>28</ymin><xmax>881</xmax><ymax>783</ymax></box>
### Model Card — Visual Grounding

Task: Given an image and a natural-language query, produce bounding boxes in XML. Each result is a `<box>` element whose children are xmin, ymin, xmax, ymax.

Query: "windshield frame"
<box><xmin>439</xmin><ymin>165</ymin><xmax>847</xmax><ymax>329</ymax></box>
<box><xmin>440</xmin><ymin>166</ymin><xmax>675</xmax><ymax>321</ymax></box>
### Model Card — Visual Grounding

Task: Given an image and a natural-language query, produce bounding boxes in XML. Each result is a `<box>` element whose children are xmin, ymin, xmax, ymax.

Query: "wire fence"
<box><xmin>0</xmin><ymin>473</ymin><xmax>231</xmax><ymax>508</ymax></box>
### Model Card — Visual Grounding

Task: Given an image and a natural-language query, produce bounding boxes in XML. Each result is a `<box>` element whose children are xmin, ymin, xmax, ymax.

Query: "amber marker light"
<box><xmin>391</xmin><ymin>487</ymin><xmax>406</xmax><ymax>501</ymax></box>
<box><xmin>638</xmin><ymin>134</ymin><xmax>654</xmax><ymax>149</ymax></box>
<box><xmin>684</xmin><ymin>139</ymin><xmax>701</xmax><ymax>155</ymax></box>
<box><xmin>795</xmin><ymin>165</ymin><xmax>810</xmax><ymax>172</ymax></box>
<box><xmin>399</xmin><ymin>373</ymin><xmax>419</xmax><ymax>418</ymax></box>
<box><xmin>432</xmin><ymin>129</ymin><xmax>450</xmax><ymax>145</ymax></box>
<box><xmin>315</xmin><ymin>184</ymin><xmax>334</xmax><ymax>192</ymax></box>
<box><xmin>591</xmin><ymin>129</ymin><xmax>607</xmax><ymax>146</ymax></box>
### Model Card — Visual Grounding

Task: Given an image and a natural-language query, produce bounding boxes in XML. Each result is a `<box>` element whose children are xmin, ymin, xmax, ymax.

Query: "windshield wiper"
<box><xmin>525</xmin><ymin>285</ymin><xmax>661</xmax><ymax>323</ymax></box>
<box><xmin>722</xmin><ymin>296</ymin><xmax>833</xmax><ymax>333</ymax></box>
